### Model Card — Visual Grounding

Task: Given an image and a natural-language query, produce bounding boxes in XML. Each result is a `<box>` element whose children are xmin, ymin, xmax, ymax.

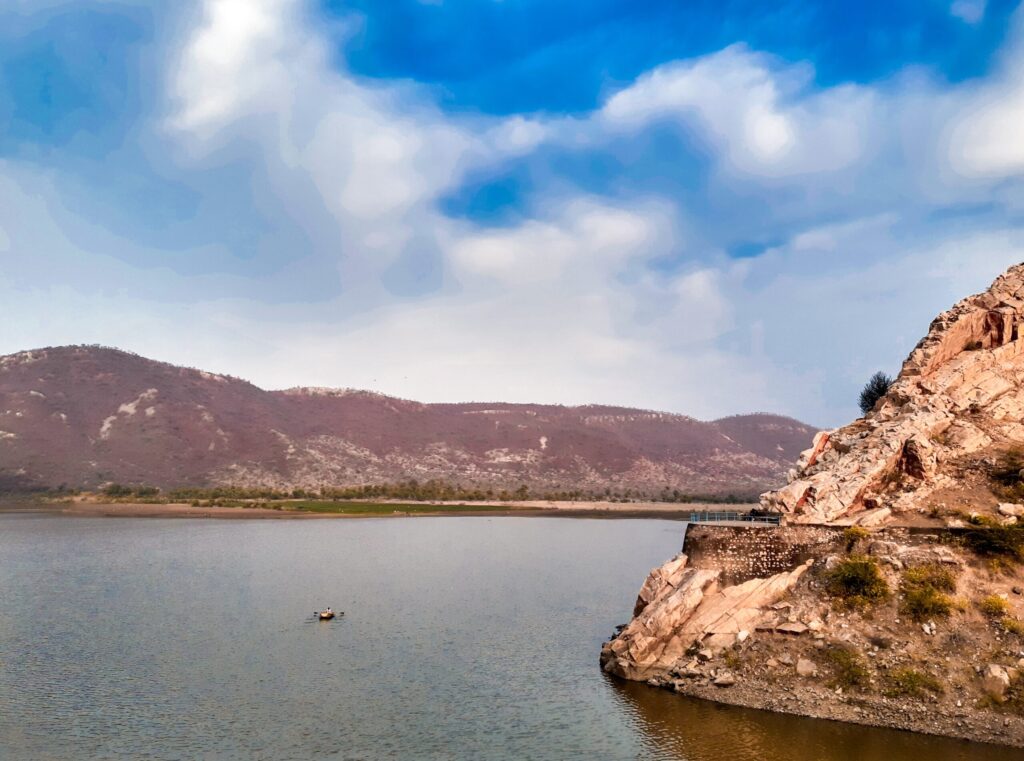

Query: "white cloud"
<box><xmin>597</xmin><ymin>45</ymin><xmax>874</xmax><ymax>178</ymax></box>
<box><xmin>5</xmin><ymin>0</ymin><xmax>1024</xmax><ymax>430</ymax></box>
<box><xmin>169</xmin><ymin>0</ymin><xmax>300</xmax><ymax>135</ymax></box>
<box><xmin>945</xmin><ymin>61</ymin><xmax>1024</xmax><ymax>178</ymax></box>
<box><xmin>950</xmin><ymin>0</ymin><xmax>987</xmax><ymax>24</ymax></box>
<box><xmin>448</xmin><ymin>200</ymin><xmax>671</xmax><ymax>287</ymax></box>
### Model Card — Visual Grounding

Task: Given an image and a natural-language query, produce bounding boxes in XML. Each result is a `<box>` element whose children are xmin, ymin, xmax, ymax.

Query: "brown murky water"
<box><xmin>0</xmin><ymin>511</ymin><xmax>1019</xmax><ymax>760</ymax></box>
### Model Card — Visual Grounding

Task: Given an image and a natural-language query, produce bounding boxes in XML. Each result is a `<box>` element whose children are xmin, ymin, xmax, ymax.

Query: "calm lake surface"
<box><xmin>1</xmin><ymin>512</ymin><xmax>1020</xmax><ymax>760</ymax></box>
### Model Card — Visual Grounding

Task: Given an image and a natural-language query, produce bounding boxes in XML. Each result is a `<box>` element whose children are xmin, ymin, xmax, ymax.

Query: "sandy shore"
<box><xmin>43</xmin><ymin>500</ymin><xmax>753</xmax><ymax>520</ymax></box>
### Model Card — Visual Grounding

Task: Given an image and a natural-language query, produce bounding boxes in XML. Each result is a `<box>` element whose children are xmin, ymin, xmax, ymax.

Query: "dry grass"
<box><xmin>900</xmin><ymin>564</ymin><xmax>959</xmax><ymax>622</ymax></box>
<box><xmin>979</xmin><ymin>595</ymin><xmax>1010</xmax><ymax>618</ymax></box>
<box><xmin>820</xmin><ymin>645</ymin><xmax>871</xmax><ymax>691</ymax></box>
<box><xmin>825</xmin><ymin>556</ymin><xmax>890</xmax><ymax>609</ymax></box>
<box><xmin>884</xmin><ymin>668</ymin><xmax>944</xmax><ymax>699</ymax></box>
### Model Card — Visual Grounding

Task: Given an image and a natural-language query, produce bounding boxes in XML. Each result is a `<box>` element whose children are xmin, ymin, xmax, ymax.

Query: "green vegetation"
<box><xmin>102</xmin><ymin>483</ymin><xmax>161</xmax><ymax>499</ymax></box>
<box><xmin>884</xmin><ymin>668</ymin><xmax>944</xmax><ymax>699</ymax></box>
<box><xmin>901</xmin><ymin>586</ymin><xmax>955</xmax><ymax>621</ymax></box>
<box><xmin>821</xmin><ymin>645</ymin><xmax>871</xmax><ymax>690</ymax></box>
<box><xmin>960</xmin><ymin>524</ymin><xmax>1024</xmax><ymax>562</ymax></box>
<box><xmin>824</xmin><ymin>556</ymin><xmax>890</xmax><ymax>609</ymax></box>
<box><xmin>900</xmin><ymin>564</ymin><xmax>958</xmax><ymax>622</ymax></box>
<box><xmin>158</xmin><ymin>479</ymin><xmax>758</xmax><ymax>505</ymax></box>
<box><xmin>979</xmin><ymin>595</ymin><xmax>1010</xmax><ymax>618</ymax></box>
<box><xmin>283</xmin><ymin>501</ymin><xmax>517</xmax><ymax>515</ymax></box>
<box><xmin>903</xmin><ymin>564</ymin><xmax>957</xmax><ymax>592</ymax></box>
<box><xmin>859</xmin><ymin>371</ymin><xmax>894</xmax><ymax>415</ymax></box>
<box><xmin>842</xmin><ymin>526</ymin><xmax>870</xmax><ymax>551</ymax></box>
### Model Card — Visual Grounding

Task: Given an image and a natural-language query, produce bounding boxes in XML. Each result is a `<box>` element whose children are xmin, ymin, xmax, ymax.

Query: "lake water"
<box><xmin>0</xmin><ymin>512</ymin><xmax>1019</xmax><ymax>760</ymax></box>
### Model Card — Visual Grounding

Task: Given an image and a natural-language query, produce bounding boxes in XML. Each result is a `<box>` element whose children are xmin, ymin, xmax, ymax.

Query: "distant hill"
<box><xmin>0</xmin><ymin>346</ymin><xmax>817</xmax><ymax>496</ymax></box>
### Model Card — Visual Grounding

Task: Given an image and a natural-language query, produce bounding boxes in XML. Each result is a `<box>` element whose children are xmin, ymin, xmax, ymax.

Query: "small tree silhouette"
<box><xmin>859</xmin><ymin>372</ymin><xmax>894</xmax><ymax>415</ymax></box>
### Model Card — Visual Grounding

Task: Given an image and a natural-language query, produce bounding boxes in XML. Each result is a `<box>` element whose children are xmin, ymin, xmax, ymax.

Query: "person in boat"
<box><xmin>324</xmin><ymin>607</ymin><xmax>332</xmax><ymax>615</ymax></box>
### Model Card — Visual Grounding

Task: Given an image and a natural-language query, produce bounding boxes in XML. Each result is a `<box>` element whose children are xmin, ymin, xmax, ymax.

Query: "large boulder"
<box><xmin>982</xmin><ymin>664</ymin><xmax>1012</xmax><ymax>702</ymax></box>
<box><xmin>601</xmin><ymin>558</ymin><xmax>813</xmax><ymax>681</ymax></box>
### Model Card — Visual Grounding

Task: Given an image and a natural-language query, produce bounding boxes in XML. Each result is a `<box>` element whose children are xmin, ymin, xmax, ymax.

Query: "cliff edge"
<box><xmin>764</xmin><ymin>263</ymin><xmax>1024</xmax><ymax>526</ymax></box>
<box><xmin>603</xmin><ymin>263</ymin><xmax>1024</xmax><ymax>748</ymax></box>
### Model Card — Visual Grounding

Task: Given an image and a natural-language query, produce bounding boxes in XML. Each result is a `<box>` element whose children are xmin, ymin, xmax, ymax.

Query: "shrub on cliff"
<box><xmin>900</xmin><ymin>564</ymin><xmax>958</xmax><ymax>622</ymax></box>
<box><xmin>842</xmin><ymin>526</ymin><xmax>870</xmax><ymax>551</ymax></box>
<box><xmin>825</xmin><ymin>556</ymin><xmax>889</xmax><ymax>608</ymax></box>
<box><xmin>990</xmin><ymin>448</ymin><xmax>1024</xmax><ymax>500</ymax></box>
<box><xmin>858</xmin><ymin>371</ymin><xmax>894</xmax><ymax>415</ymax></box>
<box><xmin>960</xmin><ymin>524</ymin><xmax>1024</xmax><ymax>562</ymax></box>
<box><xmin>979</xmin><ymin>595</ymin><xmax>1010</xmax><ymax>618</ymax></box>
<box><xmin>902</xmin><ymin>564</ymin><xmax>957</xmax><ymax>592</ymax></box>
<box><xmin>902</xmin><ymin>585</ymin><xmax>955</xmax><ymax>622</ymax></box>
<box><xmin>821</xmin><ymin>645</ymin><xmax>871</xmax><ymax>690</ymax></box>
<box><xmin>884</xmin><ymin>668</ymin><xmax>944</xmax><ymax>699</ymax></box>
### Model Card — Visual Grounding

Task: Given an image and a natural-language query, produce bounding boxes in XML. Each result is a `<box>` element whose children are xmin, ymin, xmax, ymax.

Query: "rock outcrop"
<box><xmin>601</xmin><ymin>553</ymin><xmax>812</xmax><ymax>680</ymax></box>
<box><xmin>602</xmin><ymin>524</ymin><xmax>1024</xmax><ymax>747</ymax></box>
<box><xmin>603</xmin><ymin>266</ymin><xmax>1024</xmax><ymax>748</ymax></box>
<box><xmin>762</xmin><ymin>263</ymin><xmax>1024</xmax><ymax>525</ymax></box>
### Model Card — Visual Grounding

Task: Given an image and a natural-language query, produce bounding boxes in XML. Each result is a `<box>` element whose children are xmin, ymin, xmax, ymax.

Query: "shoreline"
<box><xmin>10</xmin><ymin>500</ymin><xmax>754</xmax><ymax>521</ymax></box>
<box><xmin>602</xmin><ymin>524</ymin><xmax>1024</xmax><ymax>750</ymax></box>
<box><xmin>640</xmin><ymin>675</ymin><xmax>1024</xmax><ymax>749</ymax></box>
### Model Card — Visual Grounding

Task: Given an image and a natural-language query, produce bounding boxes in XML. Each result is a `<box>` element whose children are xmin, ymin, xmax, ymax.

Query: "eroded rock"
<box><xmin>761</xmin><ymin>264</ymin><xmax>1024</xmax><ymax>524</ymax></box>
<box><xmin>796</xmin><ymin>658</ymin><xmax>818</xmax><ymax>678</ymax></box>
<box><xmin>983</xmin><ymin>664</ymin><xmax>1011</xmax><ymax>702</ymax></box>
<box><xmin>601</xmin><ymin>558</ymin><xmax>813</xmax><ymax>681</ymax></box>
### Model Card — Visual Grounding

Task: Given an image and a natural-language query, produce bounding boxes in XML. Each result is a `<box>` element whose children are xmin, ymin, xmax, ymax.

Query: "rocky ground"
<box><xmin>602</xmin><ymin>528</ymin><xmax>1024</xmax><ymax>746</ymax></box>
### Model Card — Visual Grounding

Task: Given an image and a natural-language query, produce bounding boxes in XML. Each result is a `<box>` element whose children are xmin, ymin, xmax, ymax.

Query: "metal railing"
<box><xmin>683</xmin><ymin>510</ymin><xmax>781</xmax><ymax>525</ymax></box>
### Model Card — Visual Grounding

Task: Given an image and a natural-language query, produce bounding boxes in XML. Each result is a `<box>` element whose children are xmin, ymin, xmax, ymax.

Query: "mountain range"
<box><xmin>0</xmin><ymin>346</ymin><xmax>816</xmax><ymax>497</ymax></box>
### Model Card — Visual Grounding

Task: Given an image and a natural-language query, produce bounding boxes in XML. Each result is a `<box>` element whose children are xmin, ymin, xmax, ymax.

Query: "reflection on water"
<box><xmin>1</xmin><ymin>511</ymin><xmax>1021</xmax><ymax>761</ymax></box>
<box><xmin>609</xmin><ymin>677</ymin><xmax>1019</xmax><ymax>761</ymax></box>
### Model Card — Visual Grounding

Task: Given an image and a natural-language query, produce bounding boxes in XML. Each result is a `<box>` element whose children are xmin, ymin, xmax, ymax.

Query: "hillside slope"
<box><xmin>0</xmin><ymin>346</ymin><xmax>815</xmax><ymax>494</ymax></box>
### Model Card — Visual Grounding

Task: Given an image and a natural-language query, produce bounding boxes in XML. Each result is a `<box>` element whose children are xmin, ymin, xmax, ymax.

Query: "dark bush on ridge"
<box><xmin>859</xmin><ymin>372</ymin><xmax>894</xmax><ymax>415</ymax></box>
<box><xmin>960</xmin><ymin>525</ymin><xmax>1024</xmax><ymax>562</ymax></box>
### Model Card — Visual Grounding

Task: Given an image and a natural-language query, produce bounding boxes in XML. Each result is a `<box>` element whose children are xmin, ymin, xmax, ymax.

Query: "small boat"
<box><xmin>319</xmin><ymin>610</ymin><xmax>335</xmax><ymax>620</ymax></box>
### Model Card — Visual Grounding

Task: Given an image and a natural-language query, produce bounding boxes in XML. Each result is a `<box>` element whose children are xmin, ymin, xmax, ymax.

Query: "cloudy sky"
<box><xmin>1</xmin><ymin>0</ymin><xmax>1023</xmax><ymax>427</ymax></box>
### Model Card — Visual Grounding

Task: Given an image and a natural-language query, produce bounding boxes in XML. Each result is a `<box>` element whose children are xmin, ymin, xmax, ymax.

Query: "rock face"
<box><xmin>603</xmin><ymin>523</ymin><xmax>1024</xmax><ymax>747</ymax></box>
<box><xmin>600</xmin><ymin>554</ymin><xmax>812</xmax><ymax>681</ymax></box>
<box><xmin>0</xmin><ymin>345</ymin><xmax>816</xmax><ymax>494</ymax></box>
<box><xmin>982</xmin><ymin>664</ymin><xmax>1011</xmax><ymax>702</ymax></box>
<box><xmin>763</xmin><ymin>263</ymin><xmax>1024</xmax><ymax>524</ymax></box>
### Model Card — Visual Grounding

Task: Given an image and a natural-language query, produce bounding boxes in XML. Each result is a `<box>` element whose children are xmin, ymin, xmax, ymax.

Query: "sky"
<box><xmin>1</xmin><ymin>0</ymin><xmax>1023</xmax><ymax>427</ymax></box>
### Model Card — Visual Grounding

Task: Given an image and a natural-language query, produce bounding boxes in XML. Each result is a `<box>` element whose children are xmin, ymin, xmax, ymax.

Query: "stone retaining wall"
<box><xmin>683</xmin><ymin>525</ymin><xmax>948</xmax><ymax>584</ymax></box>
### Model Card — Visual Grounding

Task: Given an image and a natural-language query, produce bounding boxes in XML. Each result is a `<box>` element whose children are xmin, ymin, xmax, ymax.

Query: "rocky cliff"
<box><xmin>0</xmin><ymin>345</ymin><xmax>814</xmax><ymax>494</ymax></box>
<box><xmin>764</xmin><ymin>263</ymin><xmax>1024</xmax><ymax>526</ymax></box>
<box><xmin>603</xmin><ymin>263</ymin><xmax>1024</xmax><ymax>748</ymax></box>
<box><xmin>602</xmin><ymin>522</ymin><xmax>1024</xmax><ymax>747</ymax></box>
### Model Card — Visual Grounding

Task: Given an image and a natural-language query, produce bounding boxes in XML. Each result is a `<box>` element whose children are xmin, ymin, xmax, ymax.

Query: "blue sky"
<box><xmin>1</xmin><ymin>0</ymin><xmax>1023</xmax><ymax>426</ymax></box>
